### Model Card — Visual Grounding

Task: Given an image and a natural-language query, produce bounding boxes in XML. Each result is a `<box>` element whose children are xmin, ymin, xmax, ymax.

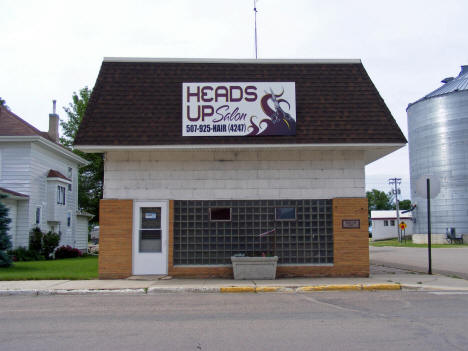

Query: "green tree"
<box><xmin>60</xmin><ymin>87</ymin><xmax>102</xmax><ymax>222</ymax></box>
<box><xmin>396</xmin><ymin>199</ymin><xmax>412</xmax><ymax>211</ymax></box>
<box><xmin>366</xmin><ymin>189</ymin><xmax>393</xmax><ymax>217</ymax></box>
<box><xmin>0</xmin><ymin>195</ymin><xmax>13</xmax><ymax>267</ymax></box>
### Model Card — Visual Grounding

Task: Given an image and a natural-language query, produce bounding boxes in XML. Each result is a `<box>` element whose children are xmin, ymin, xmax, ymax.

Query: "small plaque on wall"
<box><xmin>342</xmin><ymin>219</ymin><xmax>360</xmax><ymax>229</ymax></box>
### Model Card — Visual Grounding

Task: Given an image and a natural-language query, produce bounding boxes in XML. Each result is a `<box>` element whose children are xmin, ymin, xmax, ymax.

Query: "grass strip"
<box><xmin>0</xmin><ymin>256</ymin><xmax>98</xmax><ymax>280</ymax></box>
<box><xmin>369</xmin><ymin>238</ymin><xmax>467</xmax><ymax>248</ymax></box>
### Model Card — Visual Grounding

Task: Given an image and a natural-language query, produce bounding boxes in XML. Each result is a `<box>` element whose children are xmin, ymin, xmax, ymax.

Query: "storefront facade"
<box><xmin>75</xmin><ymin>58</ymin><xmax>406</xmax><ymax>279</ymax></box>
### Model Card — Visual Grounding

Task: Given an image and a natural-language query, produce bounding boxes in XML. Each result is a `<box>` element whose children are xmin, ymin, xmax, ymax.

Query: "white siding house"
<box><xmin>0</xmin><ymin>105</ymin><xmax>89</xmax><ymax>251</ymax></box>
<box><xmin>371</xmin><ymin>210</ymin><xmax>414</xmax><ymax>241</ymax></box>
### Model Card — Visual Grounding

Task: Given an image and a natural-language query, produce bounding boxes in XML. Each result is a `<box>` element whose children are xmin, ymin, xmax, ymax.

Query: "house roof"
<box><xmin>74</xmin><ymin>58</ymin><xmax>407</xmax><ymax>147</ymax></box>
<box><xmin>371</xmin><ymin>210</ymin><xmax>413</xmax><ymax>220</ymax></box>
<box><xmin>0</xmin><ymin>106</ymin><xmax>53</xmax><ymax>141</ymax></box>
<box><xmin>0</xmin><ymin>106</ymin><xmax>89</xmax><ymax>166</ymax></box>
<box><xmin>0</xmin><ymin>187</ymin><xmax>29</xmax><ymax>199</ymax></box>
<box><xmin>47</xmin><ymin>169</ymin><xmax>71</xmax><ymax>182</ymax></box>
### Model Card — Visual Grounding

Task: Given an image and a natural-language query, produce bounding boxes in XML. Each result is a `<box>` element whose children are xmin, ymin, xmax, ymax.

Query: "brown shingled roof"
<box><xmin>75</xmin><ymin>59</ymin><xmax>406</xmax><ymax>146</ymax></box>
<box><xmin>0</xmin><ymin>187</ymin><xmax>29</xmax><ymax>198</ymax></box>
<box><xmin>0</xmin><ymin>106</ymin><xmax>53</xmax><ymax>141</ymax></box>
<box><xmin>47</xmin><ymin>169</ymin><xmax>71</xmax><ymax>182</ymax></box>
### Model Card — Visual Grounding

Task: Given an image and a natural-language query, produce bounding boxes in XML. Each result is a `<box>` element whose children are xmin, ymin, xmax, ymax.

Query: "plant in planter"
<box><xmin>231</xmin><ymin>229</ymin><xmax>278</xmax><ymax>280</ymax></box>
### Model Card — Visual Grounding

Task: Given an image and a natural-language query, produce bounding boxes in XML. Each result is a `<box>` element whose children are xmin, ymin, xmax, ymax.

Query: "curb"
<box><xmin>0</xmin><ymin>289</ymin><xmax>147</xmax><ymax>296</ymax></box>
<box><xmin>362</xmin><ymin>283</ymin><xmax>401</xmax><ymax>291</ymax></box>
<box><xmin>220</xmin><ymin>283</ymin><xmax>401</xmax><ymax>293</ymax></box>
<box><xmin>297</xmin><ymin>284</ymin><xmax>362</xmax><ymax>292</ymax></box>
<box><xmin>0</xmin><ymin>283</ymin><xmax>403</xmax><ymax>295</ymax></box>
<box><xmin>220</xmin><ymin>286</ymin><xmax>255</xmax><ymax>293</ymax></box>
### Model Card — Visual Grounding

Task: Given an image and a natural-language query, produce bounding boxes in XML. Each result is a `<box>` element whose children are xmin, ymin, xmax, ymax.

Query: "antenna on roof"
<box><xmin>254</xmin><ymin>0</ymin><xmax>258</xmax><ymax>59</ymax></box>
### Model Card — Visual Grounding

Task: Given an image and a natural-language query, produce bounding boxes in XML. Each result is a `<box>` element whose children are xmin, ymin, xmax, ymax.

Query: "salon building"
<box><xmin>75</xmin><ymin>58</ymin><xmax>406</xmax><ymax>279</ymax></box>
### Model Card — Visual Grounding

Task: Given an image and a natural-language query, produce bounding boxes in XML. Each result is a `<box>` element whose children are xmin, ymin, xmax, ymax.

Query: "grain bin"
<box><xmin>407</xmin><ymin>65</ymin><xmax>468</xmax><ymax>237</ymax></box>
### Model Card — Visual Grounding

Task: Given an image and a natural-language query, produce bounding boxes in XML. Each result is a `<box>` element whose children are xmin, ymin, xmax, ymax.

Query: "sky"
<box><xmin>2</xmin><ymin>0</ymin><xmax>467</xmax><ymax>200</ymax></box>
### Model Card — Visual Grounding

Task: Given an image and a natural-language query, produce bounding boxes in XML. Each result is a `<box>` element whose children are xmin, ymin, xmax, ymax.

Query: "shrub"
<box><xmin>42</xmin><ymin>231</ymin><xmax>60</xmax><ymax>259</ymax></box>
<box><xmin>7</xmin><ymin>247</ymin><xmax>44</xmax><ymax>261</ymax></box>
<box><xmin>29</xmin><ymin>226</ymin><xmax>43</xmax><ymax>254</ymax></box>
<box><xmin>55</xmin><ymin>245</ymin><xmax>83</xmax><ymax>259</ymax></box>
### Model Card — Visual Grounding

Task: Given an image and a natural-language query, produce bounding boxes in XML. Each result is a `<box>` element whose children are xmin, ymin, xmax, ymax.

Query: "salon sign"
<box><xmin>182</xmin><ymin>82</ymin><xmax>296</xmax><ymax>136</ymax></box>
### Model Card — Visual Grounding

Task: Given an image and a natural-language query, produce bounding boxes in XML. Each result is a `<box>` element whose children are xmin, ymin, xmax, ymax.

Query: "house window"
<box><xmin>384</xmin><ymin>220</ymin><xmax>389</xmax><ymax>226</ymax></box>
<box><xmin>67</xmin><ymin>212</ymin><xmax>71</xmax><ymax>227</ymax></box>
<box><xmin>67</xmin><ymin>167</ymin><xmax>72</xmax><ymax>191</ymax></box>
<box><xmin>57</xmin><ymin>186</ymin><xmax>66</xmax><ymax>205</ymax></box>
<box><xmin>275</xmin><ymin>207</ymin><xmax>296</xmax><ymax>221</ymax></box>
<box><xmin>390</xmin><ymin>220</ymin><xmax>395</xmax><ymax>226</ymax></box>
<box><xmin>209</xmin><ymin>208</ymin><xmax>231</xmax><ymax>221</ymax></box>
<box><xmin>35</xmin><ymin>207</ymin><xmax>41</xmax><ymax>225</ymax></box>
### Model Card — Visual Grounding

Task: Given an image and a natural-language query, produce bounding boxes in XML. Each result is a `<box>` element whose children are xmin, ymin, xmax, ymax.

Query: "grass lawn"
<box><xmin>0</xmin><ymin>256</ymin><xmax>98</xmax><ymax>280</ymax></box>
<box><xmin>369</xmin><ymin>238</ymin><xmax>467</xmax><ymax>248</ymax></box>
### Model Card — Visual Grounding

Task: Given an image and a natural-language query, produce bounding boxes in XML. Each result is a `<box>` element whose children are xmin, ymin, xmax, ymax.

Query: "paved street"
<box><xmin>1</xmin><ymin>292</ymin><xmax>468</xmax><ymax>351</ymax></box>
<box><xmin>370</xmin><ymin>246</ymin><xmax>468</xmax><ymax>279</ymax></box>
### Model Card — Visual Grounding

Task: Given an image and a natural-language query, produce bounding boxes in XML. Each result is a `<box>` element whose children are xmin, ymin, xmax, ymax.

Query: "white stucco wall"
<box><xmin>104</xmin><ymin>149</ymin><xmax>366</xmax><ymax>200</ymax></box>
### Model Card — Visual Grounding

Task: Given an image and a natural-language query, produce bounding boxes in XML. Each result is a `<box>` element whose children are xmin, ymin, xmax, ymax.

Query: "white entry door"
<box><xmin>133</xmin><ymin>201</ymin><xmax>168</xmax><ymax>275</ymax></box>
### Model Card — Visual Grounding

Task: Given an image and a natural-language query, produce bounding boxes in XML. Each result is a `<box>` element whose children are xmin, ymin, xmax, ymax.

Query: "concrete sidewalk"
<box><xmin>1</xmin><ymin>265</ymin><xmax>468</xmax><ymax>295</ymax></box>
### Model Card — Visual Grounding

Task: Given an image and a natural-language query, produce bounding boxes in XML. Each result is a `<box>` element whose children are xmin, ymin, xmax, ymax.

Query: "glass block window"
<box><xmin>173</xmin><ymin>199</ymin><xmax>333</xmax><ymax>266</ymax></box>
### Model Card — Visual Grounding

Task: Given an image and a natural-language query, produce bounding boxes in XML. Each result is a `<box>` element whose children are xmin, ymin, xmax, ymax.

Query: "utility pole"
<box><xmin>388</xmin><ymin>178</ymin><xmax>402</xmax><ymax>241</ymax></box>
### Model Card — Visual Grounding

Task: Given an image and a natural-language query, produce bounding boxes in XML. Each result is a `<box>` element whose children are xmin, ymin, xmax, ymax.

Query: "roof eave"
<box><xmin>103</xmin><ymin>57</ymin><xmax>362</xmax><ymax>64</ymax></box>
<box><xmin>0</xmin><ymin>136</ymin><xmax>89</xmax><ymax>166</ymax></box>
<box><xmin>76</xmin><ymin>142</ymin><xmax>406</xmax><ymax>165</ymax></box>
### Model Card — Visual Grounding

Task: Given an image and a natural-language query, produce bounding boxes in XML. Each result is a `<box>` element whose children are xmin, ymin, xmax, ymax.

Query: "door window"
<box><xmin>139</xmin><ymin>207</ymin><xmax>162</xmax><ymax>252</ymax></box>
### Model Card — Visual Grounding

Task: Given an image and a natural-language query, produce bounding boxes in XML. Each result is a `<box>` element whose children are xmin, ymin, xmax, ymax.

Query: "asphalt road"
<box><xmin>1</xmin><ymin>292</ymin><xmax>468</xmax><ymax>351</ymax></box>
<box><xmin>370</xmin><ymin>246</ymin><xmax>468</xmax><ymax>278</ymax></box>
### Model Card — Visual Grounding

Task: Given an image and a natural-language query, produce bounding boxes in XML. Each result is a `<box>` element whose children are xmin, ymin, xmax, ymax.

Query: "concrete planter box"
<box><xmin>231</xmin><ymin>256</ymin><xmax>278</xmax><ymax>280</ymax></box>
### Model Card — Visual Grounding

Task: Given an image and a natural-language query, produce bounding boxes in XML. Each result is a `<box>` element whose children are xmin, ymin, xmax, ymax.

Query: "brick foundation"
<box><xmin>98</xmin><ymin>197</ymin><xmax>369</xmax><ymax>278</ymax></box>
<box><xmin>98</xmin><ymin>199</ymin><xmax>133</xmax><ymax>279</ymax></box>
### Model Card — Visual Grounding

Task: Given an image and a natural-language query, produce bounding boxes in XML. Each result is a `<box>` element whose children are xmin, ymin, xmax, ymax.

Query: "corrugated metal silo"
<box><xmin>407</xmin><ymin>65</ymin><xmax>468</xmax><ymax>236</ymax></box>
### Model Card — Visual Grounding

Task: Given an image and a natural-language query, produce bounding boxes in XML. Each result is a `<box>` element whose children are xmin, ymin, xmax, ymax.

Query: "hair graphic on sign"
<box><xmin>247</xmin><ymin>88</ymin><xmax>296</xmax><ymax>136</ymax></box>
<box><xmin>182</xmin><ymin>82</ymin><xmax>296</xmax><ymax>137</ymax></box>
